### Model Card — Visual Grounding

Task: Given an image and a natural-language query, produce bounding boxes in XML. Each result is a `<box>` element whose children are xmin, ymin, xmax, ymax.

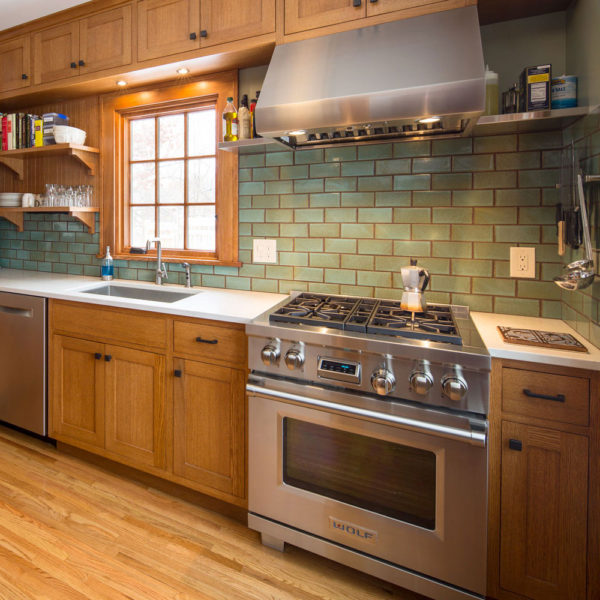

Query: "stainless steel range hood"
<box><xmin>255</xmin><ymin>6</ymin><xmax>485</xmax><ymax>149</ymax></box>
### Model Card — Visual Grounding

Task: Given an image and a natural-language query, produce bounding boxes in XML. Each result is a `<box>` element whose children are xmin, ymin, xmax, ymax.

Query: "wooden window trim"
<box><xmin>100</xmin><ymin>70</ymin><xmax>239</xmax><ymax>266</ymax></box>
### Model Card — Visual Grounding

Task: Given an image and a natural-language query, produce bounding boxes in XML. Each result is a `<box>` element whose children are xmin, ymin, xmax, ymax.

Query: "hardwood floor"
<box><xmin>0</xmin><ymin>426</ymin><xmax>426</xmax><ymax>600</ymax></box>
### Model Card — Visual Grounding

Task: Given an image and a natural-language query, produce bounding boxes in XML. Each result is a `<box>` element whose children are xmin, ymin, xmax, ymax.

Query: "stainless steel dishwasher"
<box><xmin>0</xmin><ymin>292</ymin><xmax>46</xmax><ymax>436</ymax></box>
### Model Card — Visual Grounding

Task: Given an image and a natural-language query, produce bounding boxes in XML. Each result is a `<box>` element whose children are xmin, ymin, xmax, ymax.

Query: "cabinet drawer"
<box><xmin>501</xmin><ymin>367</ymin><xmax>589</xmax><ymax>426</ymax></box>
<box><xmin>173</xmin><ymin>320</ymin><xmax>246</xmax><ymax>367</ymax></box>
<box><xmin>51</xmin><ymin>301</ymin><xmax>168</xmax><ymax>350</ymax></box>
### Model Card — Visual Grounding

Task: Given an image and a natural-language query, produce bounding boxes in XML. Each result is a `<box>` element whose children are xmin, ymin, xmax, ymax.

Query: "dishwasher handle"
<box><xmin>0</xmin><ymin>305</ymin><xmax>33</xmax><ymax>318</ymax></box>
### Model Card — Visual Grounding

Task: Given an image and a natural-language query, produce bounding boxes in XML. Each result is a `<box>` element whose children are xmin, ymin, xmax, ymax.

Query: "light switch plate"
<box><xmin>510</xmin><ymin>247</ymin><xmax>535</xmax><ymax>278</ymax></box>
<box><xmin>253</xmin><ymin>239</ymin><xmax>277</xmax><ymax>263</ymax></box>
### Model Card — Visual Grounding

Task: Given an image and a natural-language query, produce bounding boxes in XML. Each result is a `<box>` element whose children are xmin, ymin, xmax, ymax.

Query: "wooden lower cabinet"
<box><xmin>173</xmin><ymin>358</ymin><xmax>245</xmax><ymax>498</ymax></box>
<box><xmin>488</xmin><ymin>359</ymin><xmax>597</xmax><ymax>600</ymax></box>
<box><xmin>499</xmin><ymin>421</ymin><xmax>588</xmax><ymax>600</ymax></box>
<box><xmin>51</xmin><ymin>335</ymin><xmax>105</xmax><ymax>448</ymax></box>
<box><xmin>49</xmin><ymin>301</ymin><xmax>247</xmax><ymax>507</ymax></box>
<box><xmin>104</xmin><ymin>345</ymin><xmax>166</xmax><ymax>469</ymax></box>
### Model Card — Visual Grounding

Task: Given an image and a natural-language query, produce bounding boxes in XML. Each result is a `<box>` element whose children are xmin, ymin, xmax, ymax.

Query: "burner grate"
<box><xmin>270</xmin><ymin>293</ymin><xmax>462</xmax><ymax>344</ymax></box>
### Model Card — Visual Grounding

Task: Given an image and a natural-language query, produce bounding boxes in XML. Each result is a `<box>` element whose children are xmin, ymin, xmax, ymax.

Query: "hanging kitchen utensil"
<box><xmin>556</xmin><ymin>203</ymin><xmax>565</xmax><ymax>256</ymax></box>
<box><xmin>554</xmin><ymin>172</ymin><xmax>595</xmax><ymax>290</ymax></box>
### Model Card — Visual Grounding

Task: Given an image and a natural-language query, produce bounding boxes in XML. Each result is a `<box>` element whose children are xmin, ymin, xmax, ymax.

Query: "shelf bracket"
<box><xmin>69</xmin><ymin>210</ymin><xmax>96</xmax><ymax>234</ymax></box>
<box><xmin>0</xmin><ymin>157</ymin><xmax>24</xmax><ymax>180</ymax></box>
<box><xmin>69</xmin><ymin>149</ymin><xmax>98</xmax><ymax>175</ymax></box>
<box><xmin>0</xmin><ymin>210</ymin><xmax>24</xmax><ymax>232</ymax></box>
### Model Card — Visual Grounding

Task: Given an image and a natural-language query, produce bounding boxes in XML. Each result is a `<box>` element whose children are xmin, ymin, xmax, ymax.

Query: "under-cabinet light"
<box><xmin>177</xmin><ymin>67</ymin><xmax>190</xmax><ymax>75</ymax></box>
<box><xmin>116</xmin><ymin>80</ymin><xmax>127</xmax><ymax>87</ymax></box>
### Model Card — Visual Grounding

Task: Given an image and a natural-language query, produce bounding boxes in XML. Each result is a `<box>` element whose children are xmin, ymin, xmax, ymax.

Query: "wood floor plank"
<box><xmin>0</xmin><ymin>426</ymin><xmax>427</xmax><ymax>600</ymax></box>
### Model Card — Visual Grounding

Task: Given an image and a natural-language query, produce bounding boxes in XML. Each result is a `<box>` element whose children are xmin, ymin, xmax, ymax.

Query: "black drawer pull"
<box><xmin>353</xmin><ymin>0</ymin><xmax>361</xmax><ymax>6</ymax></box>
<box><xmin>509</xmin><ymin>439</ymin><xmax>522</xmax><ymax>451</ymax></box>
<box><xmin>21</xmin><ymin>73</ymin><xmax>28</xmax><ymax>80</ymax></box>
<box><xmin>174</xmin><ymin>369</ymin><xmax>182</xmax><ymax>378</ymax></box>
<box><xmin>200</xmin><ymin>30</ymin><xmax>208</xmax><ymax>38</ymax></box>
<box><xmin>105</xmin><ymin>354</ymin><xmax>112</xmax><ymax>362</ymax></box>
<box><xmin>523</xmin><ymin>389</ymin><xmax>565</xmax><ymax>403</ymax></box>
<box><xmin>94</xmin><ymin>352</ymin><xmax>102</xmax><ymax>360</ymax></box>
<box><xmin>195</xmin><ymin>336</ymin><xmax>218</xmax><ymax>344</ymax></box>
<box><xmin>70</xmin><ymin>62</ymin><xmax>77</xmax><ymax>69</ymax></box>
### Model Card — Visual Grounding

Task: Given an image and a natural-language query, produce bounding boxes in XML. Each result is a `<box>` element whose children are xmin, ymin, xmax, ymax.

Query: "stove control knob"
<box><xmin>441</xmin><ymin>369</ymin><xmax>468</xmax><ymax>402</ymax></box>
<box><xmin>261</xmin><ymin>341</ymin><xmax>280</xmax><ymax>366</ymax></box>
<box><xmin>371</xmin><ymin>369</ymin><xmax>396</xmax><ymax>396</ymax></box>
<box><xmin>409</xmin><ymin>370</ymin><xmax>434</xmax><ymax>396</ymax></box>
<box><xmin>285</xmin><ymin>348</ymin><xmax>304</xmax><ymax>370</ymax></box>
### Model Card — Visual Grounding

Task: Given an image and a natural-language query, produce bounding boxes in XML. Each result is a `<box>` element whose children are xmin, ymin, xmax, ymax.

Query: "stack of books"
<box><xmin>0</xmin><ymin>113</ymin><xmax>43</xmax><ymax>151</ymax></box>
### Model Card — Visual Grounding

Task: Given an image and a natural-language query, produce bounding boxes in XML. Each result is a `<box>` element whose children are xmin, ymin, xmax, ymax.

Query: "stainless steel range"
<box><xmin>246</xmin><ymin>293</ymin><xmax>490</xmax><ymax>600</ymax></box>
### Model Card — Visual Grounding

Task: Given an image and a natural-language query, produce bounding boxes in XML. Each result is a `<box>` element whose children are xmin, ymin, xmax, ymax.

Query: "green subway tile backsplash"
<box><xmin>0</xmin><ymin>129</ymin><xmax>582</xmax><ymax>321</ymax></box>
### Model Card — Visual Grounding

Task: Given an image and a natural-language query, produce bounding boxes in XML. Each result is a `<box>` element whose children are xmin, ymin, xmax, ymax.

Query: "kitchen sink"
<box><xmin>80</xmin><ymin>284</ymin><xmax>198</xmax><ymax>303</ymax></box>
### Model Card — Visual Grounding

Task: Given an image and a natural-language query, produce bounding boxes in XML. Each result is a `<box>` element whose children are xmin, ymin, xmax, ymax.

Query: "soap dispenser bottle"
<box><xmin>101</xmin><ymin>246</ymin><xmax>114</xmax><ymax>281</ymax></box>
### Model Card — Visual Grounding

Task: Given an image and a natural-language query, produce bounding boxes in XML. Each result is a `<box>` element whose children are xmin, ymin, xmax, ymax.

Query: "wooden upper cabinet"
<box><xmin>200</xmin><ymin>0</ymin><xmax>275</xmax><ymax>47</ymax></box>
<box><xmin>0</xmin><ymin>35</ymin><xmax>31</xmax><ymax>92</ymax></box>
<box><xmin>79</xmin><ymin>6</ymin><xmax>132</xmax><ymax>75</ymax></box>
<box><xmin>366</xmin><ymin>0</ymin><xmax>470</xmax><ymax>17</ymax></box>
<box><xmin>50</xmin><ymin>335</ymin><xmax>105</xmax><ymax>449</ymax></box>
<box><xmin>33</xmin><ymin>21</ymin><xmax>79</xmax><ymax>85</ymax></box>
<box><xmin>173</xmin><ymin>358</ymin><xmax>246</xmax><ymax>498</ymax></box>
<box><xmin>499</xmin><ymin>421</ymin><xmax>588</xmax><ymax>600</ymax></box>
<box><xmin>285</xmin><ymin>0</ymin><xmax>365</xmax><ymax>35</ymax></box>
<box><xmin>104</xmin><ymin>345</ymin><xmax>166</xmax><ymax>469</ymax></box>
<box><xmin>137</xmin><ymin>0</ymin><xmax>200</xmax><ymax>62</ymax></box>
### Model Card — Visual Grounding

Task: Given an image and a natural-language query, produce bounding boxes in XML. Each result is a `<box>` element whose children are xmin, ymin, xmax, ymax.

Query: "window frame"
<box><xmin>101</xmin><ymin>71</ymin><xmax>239</xmax><ymax>266</ymax></box>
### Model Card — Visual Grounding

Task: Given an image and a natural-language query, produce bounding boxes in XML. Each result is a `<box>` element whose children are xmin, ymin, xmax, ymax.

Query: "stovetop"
<box><xmin>270</xmin><ymin>293</ymin><xmax>461</xmax><ymax>345</ymax></box>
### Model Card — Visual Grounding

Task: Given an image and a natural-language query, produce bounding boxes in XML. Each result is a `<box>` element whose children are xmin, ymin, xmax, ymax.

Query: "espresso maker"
<box><xmin>400</xmin><ymin>259</ymin><xmax>430</xmax><ymax>313</ymax></box>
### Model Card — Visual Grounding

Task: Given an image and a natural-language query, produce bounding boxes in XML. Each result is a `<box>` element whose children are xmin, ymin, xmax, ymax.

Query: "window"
<box><xmin>101</xmin><ymin>72</ymin><xmax>238</xmax><ymax>265</ymax></box>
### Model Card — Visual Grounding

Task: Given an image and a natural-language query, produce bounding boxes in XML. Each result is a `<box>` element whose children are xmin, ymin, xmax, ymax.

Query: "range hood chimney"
<box><xmin>255</xmin><ymin>6</ymin><xmax>485</xmax><ymax>149</ymax></box>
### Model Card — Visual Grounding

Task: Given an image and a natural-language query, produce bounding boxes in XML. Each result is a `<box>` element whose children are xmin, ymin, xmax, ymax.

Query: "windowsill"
<box><xmin>109</xmin><ymin>254</ymin><xmax>241</xmax><ymax>268</ymax></box>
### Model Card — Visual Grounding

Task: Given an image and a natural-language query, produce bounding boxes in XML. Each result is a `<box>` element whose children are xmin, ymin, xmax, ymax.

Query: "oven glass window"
<box><xmin>283</xmin><ymin>418</ymin><xmax>436</xmax><ymax>530</ymax></box>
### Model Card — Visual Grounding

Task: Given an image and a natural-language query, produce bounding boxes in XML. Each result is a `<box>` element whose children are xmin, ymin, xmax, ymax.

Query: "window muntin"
<box><xmin>126</xmin><ymin>106</ymin><xmax>217</xmax><ymax>252</ymax></box>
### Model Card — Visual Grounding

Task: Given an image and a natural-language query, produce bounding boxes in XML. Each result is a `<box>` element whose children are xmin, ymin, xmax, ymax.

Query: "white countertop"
<box><xmin>471</xmin><ymin>311</ymin><xmax>600</xmax><ymax>371</ymax></box>
<box><xmin>0</xmin><ymin>269</ymin><xmax>286</xmax><ymax>324</ymax></box>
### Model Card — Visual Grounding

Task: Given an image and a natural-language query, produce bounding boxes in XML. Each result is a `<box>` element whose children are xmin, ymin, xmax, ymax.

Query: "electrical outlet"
<box><xmin>510</xmin><ymin>247</ymin><xmax>535</xmax><ymax>278</ymax></box>
<box><xmin>253</xmin><ymin>239</ymin><xmax>277</xmax><ymax>263</ymax></box>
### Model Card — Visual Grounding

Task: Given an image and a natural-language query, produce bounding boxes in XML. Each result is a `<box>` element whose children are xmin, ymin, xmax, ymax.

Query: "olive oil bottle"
<box><xmin>222</xmin><ymin>97</ymin><xmax>238</xmax><ymax>142</ymax></box>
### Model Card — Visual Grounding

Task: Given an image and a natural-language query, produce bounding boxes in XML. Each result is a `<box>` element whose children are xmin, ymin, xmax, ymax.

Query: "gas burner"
<box><xmin>270</xmin><ymin>293</ymin><xmax>462</xmax><ymax>344</ymax></box>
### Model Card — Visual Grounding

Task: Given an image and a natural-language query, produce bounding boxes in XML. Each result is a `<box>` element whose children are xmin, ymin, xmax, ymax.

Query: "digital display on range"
<box><xmin>320</xmin><ymin>360</ymin><xmax>357</xmax><ymax>375</ymax></box>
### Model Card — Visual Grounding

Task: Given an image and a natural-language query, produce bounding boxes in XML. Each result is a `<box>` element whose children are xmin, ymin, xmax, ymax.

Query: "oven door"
<box><xmin>247</xmin><ymin>376</ymin><xmax>487</xmax><ymax>596</ymax></box>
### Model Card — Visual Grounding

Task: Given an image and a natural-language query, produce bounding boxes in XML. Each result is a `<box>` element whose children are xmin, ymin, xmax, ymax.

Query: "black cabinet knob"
<box><xmin>94</xmin><ymin>352</ymin><xmax>102</xmax><ymax>360</ymax></box>
<box><xmin>70</xmin><ymin>62</ymin><xmax>77</xmax><ymax>69</ymax></box>
<box><xmin>78</xmin><ymin>59</ymin><xmax>85</xmax><ymax>66</ymax></box>
<box><xmin>104</xmin><ymin>354</ymin><xmax>112</xmax><ymax>362</ymax></box>
<box><xmin>200</xmin><ymin>30</ymin><xmax>208</xmax><ymax>38</ymax></box>
<box><xmin>174</xmin><ymin>369</ymin><xmax>182</xmax><ymax>378</ymax></box>
<box><xmin>509</xmin><ymin>439</ymin><xmax>522</xmax><ymax>451</ymax></box>
<box><xmin>353</xmin><ymin>0</ymin><xmax>361</xmax><ymax>6</ymax></box>
<box><xmin>21</xmin><ymin>73</ymin><xmax>28</xmax><ymax>80</ymax></box>
<box><xmin>189</xmin><ymin>32</ymin><xmax>197</xmax><ymax>40</ymax></box>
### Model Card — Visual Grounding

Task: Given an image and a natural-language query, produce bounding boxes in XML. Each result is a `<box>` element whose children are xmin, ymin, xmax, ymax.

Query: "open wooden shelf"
<box><xmin>0</xmin><ymin>206</ymin><xmax>99</xmax><ymax>233</ymax></box>
<box><xmin>0</xmin><ymin>144</ymin><xmax>100</xmax><ymax>179</ymax></box>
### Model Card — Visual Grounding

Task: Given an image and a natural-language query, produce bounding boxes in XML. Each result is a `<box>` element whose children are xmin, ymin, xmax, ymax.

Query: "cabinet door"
<box><xmin>284</xmin><ymin>0</ymin><xmax>365</xmax><ymax>35</ymax></box>
<box><xmin>32</xmin><ymin>21</ymin><xmax>79</xmax><ymax>85</ymax></box>
<box><xmin>500</xmin><ymin>421</ymin><xmax>588</xmax><ymax>600</ymax></box>
<box><xmin>50</xmin><ymin>335</ymin><xmax>105</xmax><ymax>448</ymax></box>
<box><xmin>80</xmin><ymin>5</ymin><xmax>132</xmax><ymax>75</ymax></box>
<box><xmin>137</xmin><ymin>0</ymin><xmax>200</xmax><ymax>62</ymax></box>
<box><xmin>366</xmin><ymin>0</ymin><xmax>464</xmax><ymax>17</ymax></box>
<box><xmin>104</xmin><ymin>345</ymin><xmax>166</xmax><ymax>469</ymax></box>
<box><xmin>200</xmin><ymin>0</ymin><xmax>275</xmax><ymax>48</ymax></box>
<box><xmin>173</xmin><ymin>359</ymin><xmax>245</xmax><ymax>498</ymax></box>
<box><xmin>0</xmin><ymin>35</ymin><xmax>31</xmax><ymax>92</ymax></box>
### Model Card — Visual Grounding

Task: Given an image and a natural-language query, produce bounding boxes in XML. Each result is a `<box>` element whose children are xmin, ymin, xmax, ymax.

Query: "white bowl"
<box><xmin>53</xmin><ymin>125</ymin><xmax>86</xmax><ymax>145</ymax></box>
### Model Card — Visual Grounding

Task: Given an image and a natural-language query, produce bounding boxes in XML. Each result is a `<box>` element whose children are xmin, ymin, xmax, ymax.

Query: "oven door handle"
<box><xmin>246</xmin><ymin>383</ymin><xmax>486</xmax><ymax>447</ymax></box>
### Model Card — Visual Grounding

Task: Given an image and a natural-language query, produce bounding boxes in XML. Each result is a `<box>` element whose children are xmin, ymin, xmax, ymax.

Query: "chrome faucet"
<box><xmin>182</xmin><ymin>262</ymin><xmax>192</xmax><ymax>288</ymax></box>
<box><xmin>146</xmin><ymin>238</ymin><xmax>168</xmax><ymax>285</ymax></box>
